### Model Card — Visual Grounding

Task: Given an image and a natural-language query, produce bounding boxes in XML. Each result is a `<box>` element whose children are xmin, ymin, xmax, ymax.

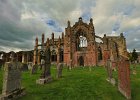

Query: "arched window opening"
<box><xmin>79</xmin><ymin>36</ymin><xmax>87</xmax><ymax>47</ymax></box>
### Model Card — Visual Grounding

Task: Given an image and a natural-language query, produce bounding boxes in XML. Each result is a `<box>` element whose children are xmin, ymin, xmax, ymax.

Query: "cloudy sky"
<box><xmin>0</xmin><ymin>0</ymin><xmax>140</xmax><ymax>52</ymax></box>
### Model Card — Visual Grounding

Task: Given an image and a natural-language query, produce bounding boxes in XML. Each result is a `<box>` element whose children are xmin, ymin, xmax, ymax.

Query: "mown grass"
<box><xmin>0</xmin><ymin>64</ymin><xmax>140</xmax><ymax>100</ymax></box>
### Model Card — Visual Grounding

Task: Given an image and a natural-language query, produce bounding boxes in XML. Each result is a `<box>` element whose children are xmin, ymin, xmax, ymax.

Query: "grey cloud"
<box><xmin>0</xmin><ymin>0</ymin><xmax>140</xmax><ymax>52</ymax></box>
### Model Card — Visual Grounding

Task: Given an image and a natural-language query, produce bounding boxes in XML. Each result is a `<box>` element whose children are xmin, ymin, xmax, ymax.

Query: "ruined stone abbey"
<box><xmin>33</xmin><ymin>17</ymin><xmax>127</xmax><ymax>67</ymax></box>
<box><xmin>0</xmin><ymin>17</ymin><xmax>128</xmax><ymax>67</ymax></box>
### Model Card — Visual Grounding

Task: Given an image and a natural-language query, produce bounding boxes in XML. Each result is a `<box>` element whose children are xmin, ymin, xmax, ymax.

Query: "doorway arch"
<box><xmin>78</xmin><ymin>56</ymin><xmax>84</xmax><ymax>66</ymax></box>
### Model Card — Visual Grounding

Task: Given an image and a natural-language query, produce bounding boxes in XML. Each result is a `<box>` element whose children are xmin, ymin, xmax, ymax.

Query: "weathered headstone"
<box><xmin>21</xmin><ymin>63</ymin><xmax>28</xmax><ymax>71</ymax></box>
<box><xmin>57</xmin><ymin>63</ymin><xmax>63</xmax><ymax>78</ymax></box>
<box><xmin>36</xmin><ymin>47</ymin><xmax>52</xmax><ymax>84</ymax></box>
<box><xmin>28</xmin><ymin>62</ymin><xmax>33</xmax><ymax>70</ymax></box>
<box><xmin>106</xmin><ymin>59</ymin><xmax>116</xmax><ymax>86</ymax></box>
<box><xmin>118</xmin><ymin>58</ymin><xmax>131</xmax><ymax>99</ymax></box>
<box><xmin>89</xmin><ymin>66</ymin><xmax>92</xmax><ymax>71</ymax></box>
<box><xmin>0</xmin><ymin>53</ymin><xmax>25</xmax><ymax>100</ymax></box>
<box><xmin>67</xmin><ymin>62</ymin><xmax>72</xmax><ymax>71</ymax></box>
<box><xmin>31</xmin><ymin>64</ymin><xmax>38</xmax><ymax>74</ymax></box>
<box><xmin>132</xmin><ymin>63</ymin><xmax>137</xmax><ymax>75</ymax></box>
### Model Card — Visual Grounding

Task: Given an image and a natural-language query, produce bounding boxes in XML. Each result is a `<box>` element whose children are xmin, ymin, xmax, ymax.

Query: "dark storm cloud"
<box><xmin>0</xmin><ymin>0</ymin><xmax>48</xmax><ymax>52</ymax></box>
<box><xmin>0</xmin><ymin>0</ymin><xmax>140</xmax><ymax>52</ymax></box>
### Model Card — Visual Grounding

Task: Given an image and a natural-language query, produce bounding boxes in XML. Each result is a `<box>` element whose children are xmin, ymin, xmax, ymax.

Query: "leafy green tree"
<box><xmin>130</xmin><ymin>49</ymin><xmax>138</xmax><ymax>62</ymax></box>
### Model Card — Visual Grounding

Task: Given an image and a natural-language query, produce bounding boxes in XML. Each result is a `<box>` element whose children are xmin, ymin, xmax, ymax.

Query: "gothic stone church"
<box><xmin>33</xmin><ymin>17</ymin><xmax>127</xmax><ymax>67</ymax></box>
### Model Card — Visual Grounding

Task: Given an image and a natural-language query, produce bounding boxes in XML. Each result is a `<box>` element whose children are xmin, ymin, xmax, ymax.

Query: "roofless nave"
<box><xmin>33</xmin><ymin>17</ymin><xmax>128</xmax><ymax>67</ymax></box>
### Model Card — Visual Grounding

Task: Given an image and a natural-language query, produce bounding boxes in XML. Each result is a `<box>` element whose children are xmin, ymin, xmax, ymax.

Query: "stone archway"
<box><xmin>78</xmin><ymin>56</ymin><xmax>84</xmax><ymax>66</ymax></box>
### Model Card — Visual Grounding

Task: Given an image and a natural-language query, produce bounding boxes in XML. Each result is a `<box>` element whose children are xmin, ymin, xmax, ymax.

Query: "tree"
<box><xmin>130</xmin><ymin>49</ymin><xmax>138</xmax><ymax>63</ymax></box>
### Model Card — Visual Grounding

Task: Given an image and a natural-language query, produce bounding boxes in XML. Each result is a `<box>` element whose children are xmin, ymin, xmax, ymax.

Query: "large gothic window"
<box><xmin>79</xmin><ymin>36</ymin><xmax>87</xmax><ymax>47</ymax></box>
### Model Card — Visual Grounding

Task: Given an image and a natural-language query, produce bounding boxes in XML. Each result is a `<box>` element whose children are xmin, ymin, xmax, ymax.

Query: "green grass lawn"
<box><xmin>0</xmin><ymin>65</ymin><xmax>140</xmax><ymax>100</ymax></box>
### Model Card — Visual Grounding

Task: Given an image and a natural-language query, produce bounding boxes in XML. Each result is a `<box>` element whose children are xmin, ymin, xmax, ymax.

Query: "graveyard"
<box><xmin>0</xmin><ymin>64</ymin><xmax>140</xmax><ymax>100</ymax></box>
<box><xmin>0</xmin><ymin>17</ymin><xmax>139</xmax><ymax>100</ymax></box>
<box><xmin>0</xmin><ymin>0</ymin><xmax>140</xmax><ymax>99</ymax></box>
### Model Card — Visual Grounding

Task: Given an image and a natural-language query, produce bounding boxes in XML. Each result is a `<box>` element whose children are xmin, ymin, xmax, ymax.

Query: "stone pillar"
<box><xmin>103</xmin><ymin>50</ymin><xmax>110</xmax><ymax>65</ymax></box>
<box><xmin>57</xmin><ymin>49</ymin><xmax>60</xmax><ymax>64</ymax></box>
<box><xmin>57</xmin><ymin>37</ymin><xmax>61</xmax><ymax>64</ymax></box>
<box><xmin>36</xmin><ymin>39</ymin><xmax>52</xmax><ymax>84</ymax></box>
<box><xmin>62</xmin><ymin>32</ymin><xmax>64</xmax><ymax>42</ymax></box>
<box><xmin>22</xmin><ymin>54</ymin><xmax>24</xmax><ymax>63</ymax></box>
<box><xmin>52</xmin><ymin>33</ymin><xmax>54</xmax><ymax>45</ymax></box>
<box><xmin>37</xmin><ymin>51</ymin><xmax>41</xmax><ymax>65</ymax></box>
<box><xmin>42</xmin><ymin>33</ymin><xmax>44</xmax><ymax>44</ymax></box>
<box><xmin>22</xmin><ymin>53</ymin><xmax>27</xmax><ymax>64</ymax></box>
<box><xmin>33</xmin><ymin>37</ymin><xmax>38</xmax><ymax>65</ymax></box>
<box><xmin>42</xmin><ymin>33</ymin><xmax>45</xmax><ymax>50</ymax></box>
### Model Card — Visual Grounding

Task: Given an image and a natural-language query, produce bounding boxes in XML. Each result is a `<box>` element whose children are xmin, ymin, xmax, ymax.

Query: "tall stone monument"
<box><xmin>36</xmin><ymin>40</ymin><xmax>52</xmax><ymax>84</ymax></box>
<box><xmin>0</xmin><ymin>53</ymin><xmax>25</xmax><ymax>100</ymax></box>
<box><xmin>56</xmin><ymin>63</ymin><xmax>63</xmax><ymax>78</ymax></box>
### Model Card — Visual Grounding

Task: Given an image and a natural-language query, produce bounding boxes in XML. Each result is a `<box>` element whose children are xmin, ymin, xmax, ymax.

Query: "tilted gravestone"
<box><xmin>106</xmin><ymin>59</ymin><xmax>115</xmax><ymax>86</ymax></box>
<box><xmin>56</xmin><ymin>63</ymin><xmax>63</xmax><ymax>78</ymax></box>
<box><xmin>118</xmin><ymin>58</ymin><xmax>131</xmax><ymax>99</ymax></box>
<box><xmin>0</xmin><ymin>62</ymin><xmax>25</xmax><ymax>100</ymax></box>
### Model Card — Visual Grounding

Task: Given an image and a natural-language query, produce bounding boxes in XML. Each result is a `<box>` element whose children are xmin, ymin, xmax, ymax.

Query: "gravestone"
<box><xmin>57</xmin><ymin>63</ymin><xmax>63</xmax><ymax>78</ymax></box>
<box><xmin>106</xmin><ymin>59</ymin><xmax>115</xmax><ymax>86</ymax></box>
<box><xmin>89</xmin><ymin>66</ymin><xmax>92</xmax><ymax>71</ymax></box>
<box><xmin>132</xmin><ymin>62</ymin><xmax>137</xmax><ymax>75</ymax></box>
<box><xmin>0</xmin><ymin>53</ymin><xmax>25</xmax><ymax>100</ymax></box>
<box><xmin>31</xmin><ymin>64</ymin><xmax>38</xmax><ymax>74</ymax></box>
<box><xmin>21</xmin><ymin>63</ymin><xmax>28</xmax><ymax>71</ymax></box>
<box><xmin>118</xmin><ymin>58</ymin><xmax>131</xmax><ymax>99</ymax></box>
<box><xmin>67</xmin><ymin>63</ymin><xmax>72</xmax><ymax>71</ymax></box>
<box><xmin>36</xmin><ymin>47</ymin><xmax>52</xmax><ymax>84</ymax></box>
<box><xmin>40</xmin><ymin>59</ymin><xmax>45</xmax><ymax>70</ymax></box>
<box><xmin>28</xmin><ymin>62</ymin><xmax>33</xmax><ymax>70</ymax></box>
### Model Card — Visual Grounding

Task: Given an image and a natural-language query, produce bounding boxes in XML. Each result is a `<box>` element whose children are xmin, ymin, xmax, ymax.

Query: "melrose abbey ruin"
<box><xmin>33</xmin><ymin>17</ymin><xmax>127</xmax><ymax>67</ymax></box>
<box><xmin>0</xmin><ymin>17</ymin><xmax>128</xmax><ymax>67</ymax></box>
